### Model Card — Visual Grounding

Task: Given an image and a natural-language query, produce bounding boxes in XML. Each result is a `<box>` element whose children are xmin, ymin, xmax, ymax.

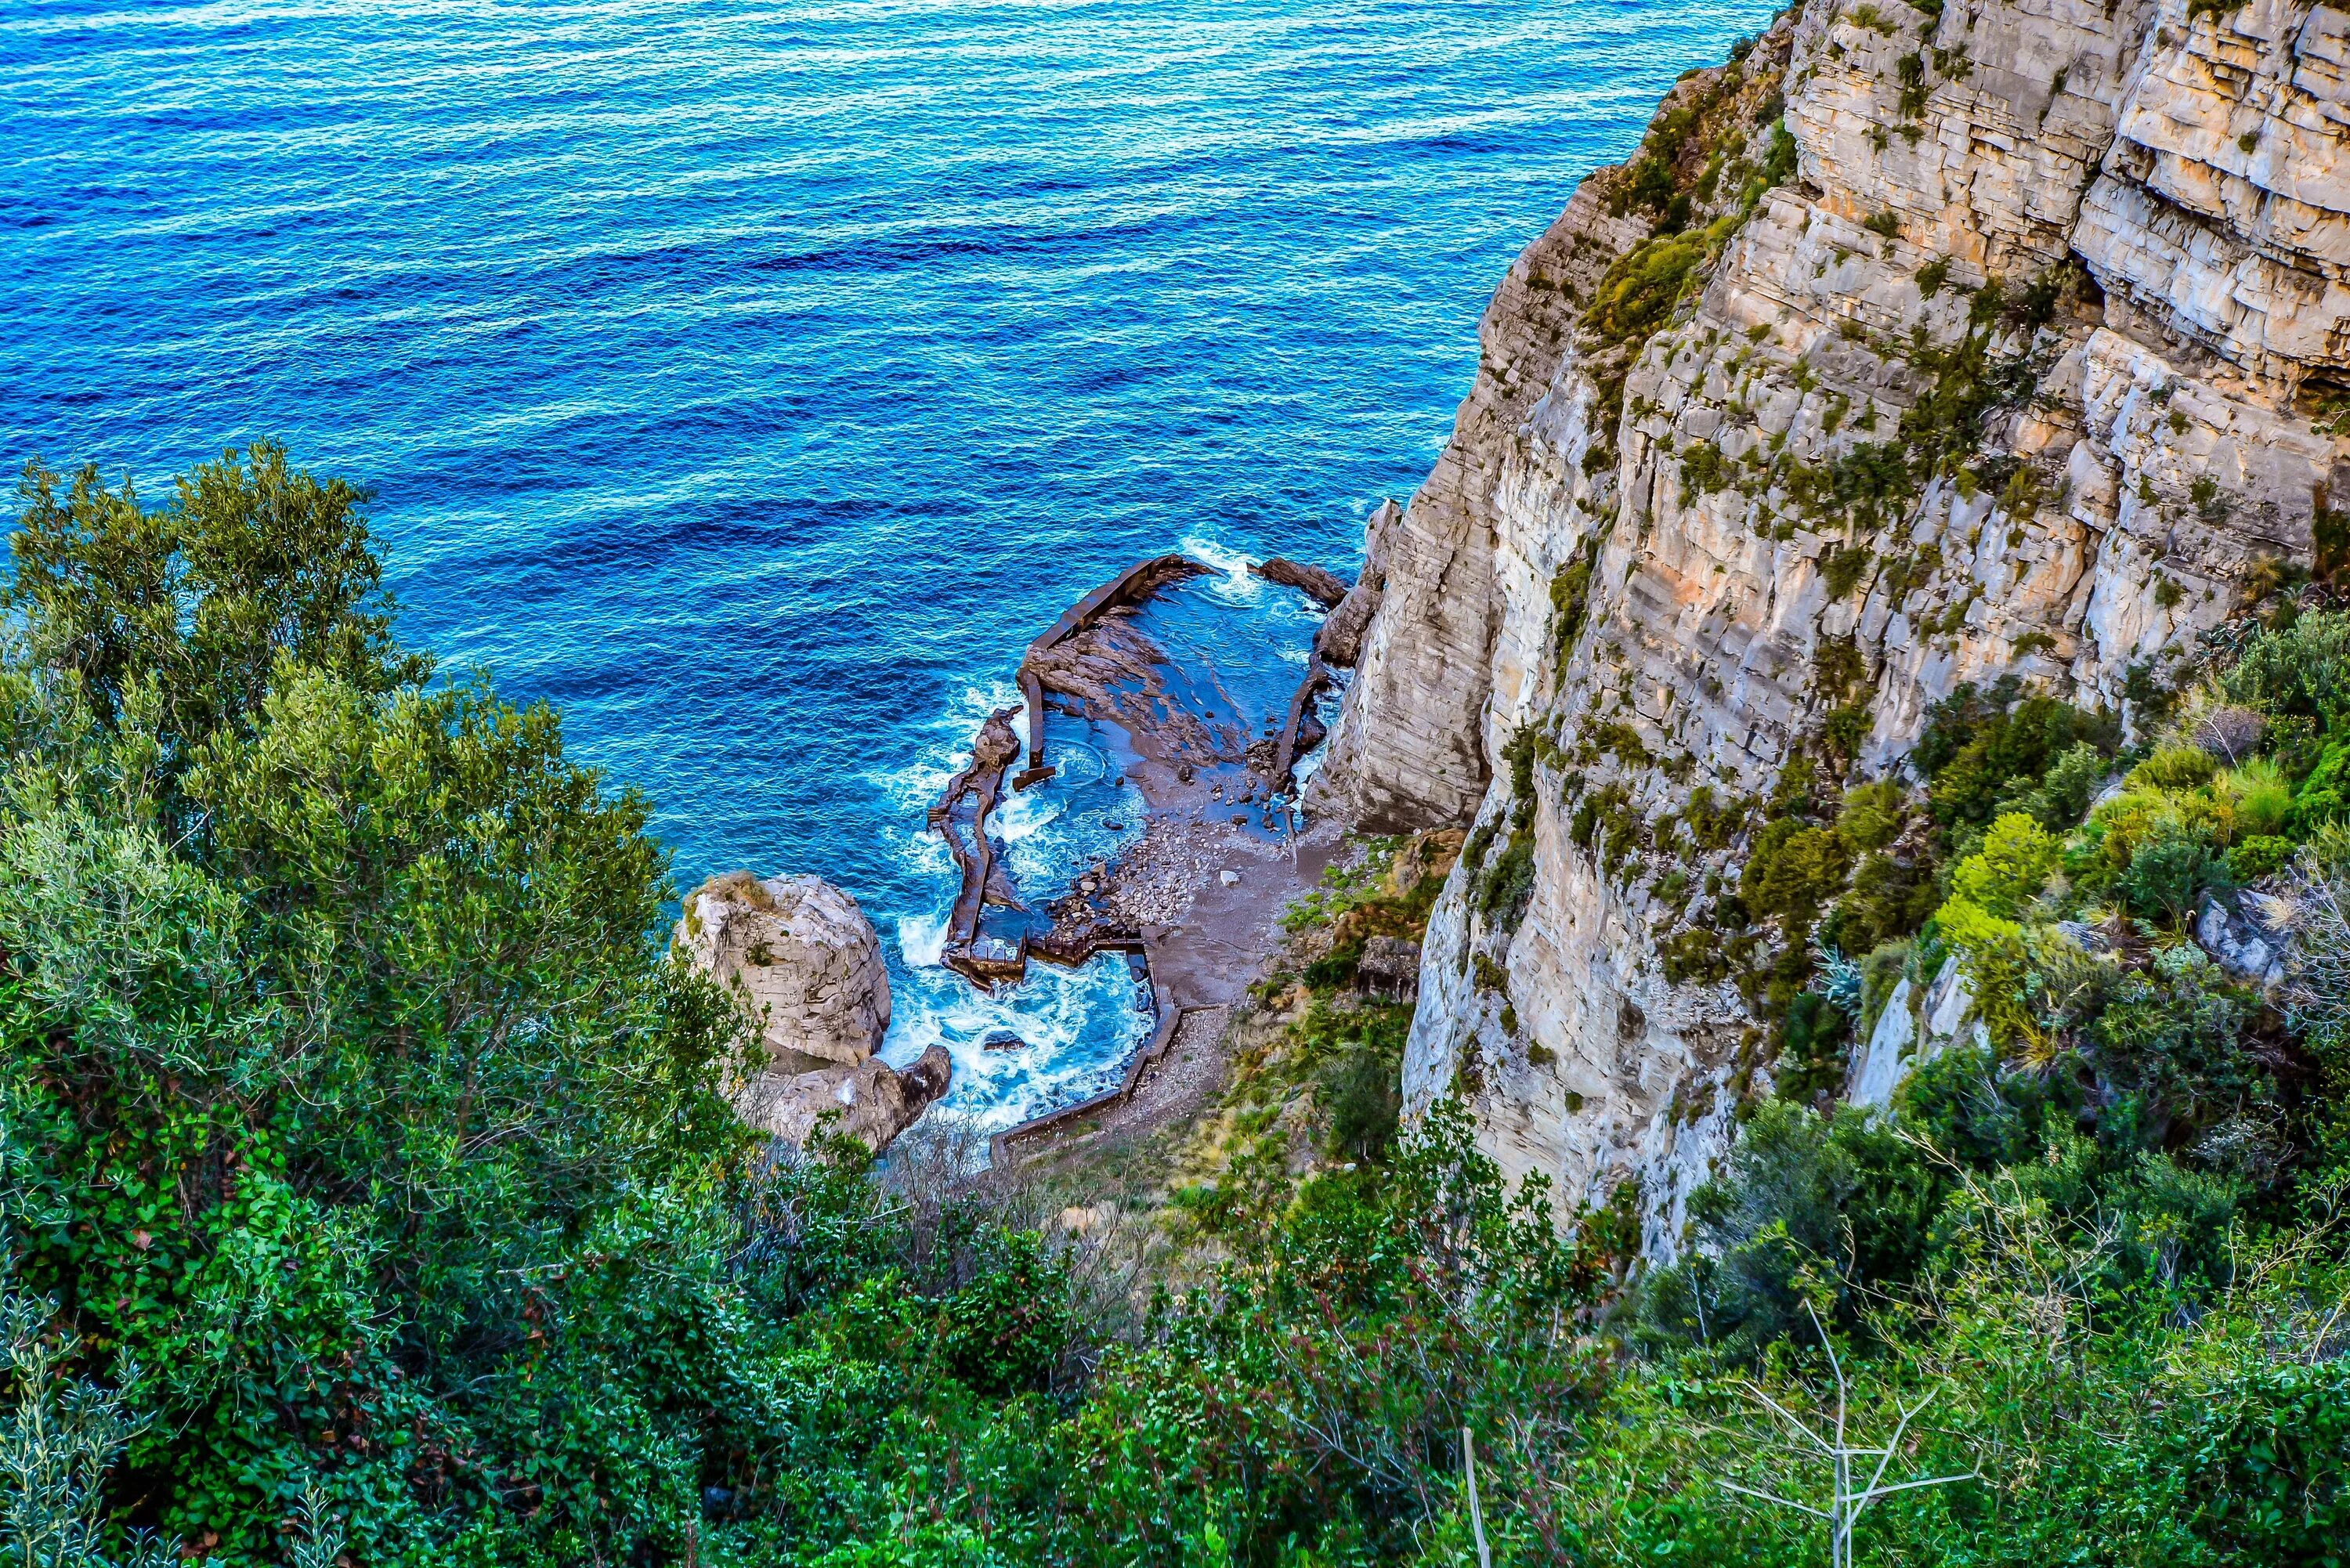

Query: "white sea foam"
<box><xmin>895</xmin><ymin>909</ymin><xmax>951</xmax><ymax>968</ymax></box>
<box><xmin>884</xmin><ymin>952</ymin><xmax>1149</xmax><ymax>1132</ymax></box>
<box><xmin>864</xmin><ymin>676</ymin><xmax>1029</xmax><ymax>810</ymax></box>
<box><xmin>1177</xmin><ymin>529</ymin><xmax>1265</xmax><ymax>606</ymax></box>
<box><xmin>872</xmin><ymin>667</ymin><xmax>1155</xmax><ymax>1134</ymax></box>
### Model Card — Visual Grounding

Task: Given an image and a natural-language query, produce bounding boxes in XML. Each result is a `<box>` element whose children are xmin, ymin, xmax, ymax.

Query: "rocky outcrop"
<box><xmin>732</xmin><ymin>1044</ymin><xmax>953</xmax><ymax>1153</ymax></box>
<box><xmin>1320</xmin><ymin>185</ymin><xmax>1650</xmax><ymax>831</ymax></box>
<box><xmin>678</xmin><ymin>871</ymin><xmax>891</xmax><ymax>1064</ymax></box>
<box><xmin>1253</xmin><ymin>557</ymin><xmax>1351</xmax><ymax>608</ymax></box>
<box><xmin>1321</xmin><ymin>0</ymin><xmax>2350</xmax><ymax>1254</ymax></box>
<box><xmin>1315</xmin><ymin>500</ymin><xmax>1400</xmax><ymax>668</ymax></box>
<box><xmin>1846</xmin><ymin>958</ymin><xmax>1983</xmax><ymax>1110</ymax></box>
<box><xmin>678</xmin><ymin>871</ymin><xmax>946</xmax><ymax>1154</ymax></box>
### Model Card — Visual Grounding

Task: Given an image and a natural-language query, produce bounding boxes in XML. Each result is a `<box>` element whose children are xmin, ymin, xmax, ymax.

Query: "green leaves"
<box><xmin>1950</xmin><ymin>813</ymin><xmax>2058</xmax><ymax>920</ymax></box>
<box><xmin>0</xmin><ymin>810</ymin><xmax>272</xmax><ymax>1080</ymax></box>
<box><xmin>6</xmin><ymin>446</ymin><xmax>425</xmax><ymax>821</ymax></box>
<box><xmin>0</xmin><ymin>443</ymin><xmax>761</xmax><ymax>1561</ymax></box>
<box><xmin>10</xmin><ymin>435</ymin><xmax>2345</xmax><ymax>1568</ymax></box>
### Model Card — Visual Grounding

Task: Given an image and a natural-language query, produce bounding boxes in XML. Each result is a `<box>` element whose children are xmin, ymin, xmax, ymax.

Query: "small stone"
<box><xmin>981</xmin><ymin>1030</ymin><xmax>1028</xmax><ymax>1052</ymax></box>
<box><xmin>1220</xmin><ymin>870</ymin><xmax>1242</xmax><ymax>887</ymax></box>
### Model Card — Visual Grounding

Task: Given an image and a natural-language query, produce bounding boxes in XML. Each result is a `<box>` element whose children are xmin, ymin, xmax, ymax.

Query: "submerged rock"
<box><xmin>1253</xmin><ymin>556</ymin><xmax>1350</xmax><ymax>608</ymax></box>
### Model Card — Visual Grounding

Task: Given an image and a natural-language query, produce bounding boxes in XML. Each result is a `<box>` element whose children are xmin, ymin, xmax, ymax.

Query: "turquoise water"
<box><xmin>1</xmin><ymin>0</ymin><xmax>1770</xmax><ymax>1128</ymax></box>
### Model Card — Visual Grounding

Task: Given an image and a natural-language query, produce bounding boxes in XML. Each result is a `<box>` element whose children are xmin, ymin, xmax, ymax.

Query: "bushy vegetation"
<box><xmin>13</xmin><ymin>446</ymin><xmax>2350</xmax><ymax>1568</ymax></box>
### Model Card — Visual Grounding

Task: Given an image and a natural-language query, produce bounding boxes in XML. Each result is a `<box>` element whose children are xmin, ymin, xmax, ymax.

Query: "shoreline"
<box><xmin>925</xmin><ymin>553</ymin><xmax>1354</xmax><ymax>1159</ymax></box>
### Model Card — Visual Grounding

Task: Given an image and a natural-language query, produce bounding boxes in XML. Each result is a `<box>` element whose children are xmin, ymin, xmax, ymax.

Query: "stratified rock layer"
<box><xmin>1321</xmin><ymin>0</ymin><xmax>2350</xmax><ymax>1255</ymax></box>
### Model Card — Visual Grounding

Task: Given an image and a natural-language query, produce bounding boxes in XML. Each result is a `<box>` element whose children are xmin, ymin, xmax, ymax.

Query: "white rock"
<box><xmin>674</xmin><ymin>871</ymin><xmax>890</xmax><ymax>1067</ymax></box>
<box><xmin>1329</xmin><ymin>0</ymin><xmax>2348</xmax><ymax>1258</ymax></box>
<box><xmin>674</xmin><ymin>872</ymin><xmax>945</xmax><ymax>1155</ymax></box>
<box><xmin>1847</xmin><ymin>978</ymin><xmax>1916</xmax><ymax>1111</ymax></box>
<box><xmin>732</xmin><ymin>1046</ymin><xmax>953</xmax><ymax>1155</ymax></box>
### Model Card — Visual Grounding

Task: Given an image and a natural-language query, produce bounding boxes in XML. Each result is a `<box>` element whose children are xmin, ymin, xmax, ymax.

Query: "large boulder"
<box><xmin>676</xmin><ymin>871</ymin><xmax>889</xmax><ymax>1066</ymax></box>
<box><xmin>676</xmin><ymin>871</ymin><xmax>949</xmax><ymax>1156</ymax></box>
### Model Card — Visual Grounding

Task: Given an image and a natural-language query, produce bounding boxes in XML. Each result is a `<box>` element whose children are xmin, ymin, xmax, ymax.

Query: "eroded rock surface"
<box><xmin>677</xmin><ymin>871</ymin><xmax>891</xmax><ymax>1064</ymax></box>
<box><xmin>733</xmin><ymin>1045</ymin><xmax>953</xmax><ymax>1154</ymax></box>
<box><xmin>677</xmin><ymin>871</ymin><xmax>945</xmax><ymax>1154</ymax></box>
<box><xmin>1320</xmin><ymin>0</ymin><xmax>2350</xmax><ymax>1254</ymax></box>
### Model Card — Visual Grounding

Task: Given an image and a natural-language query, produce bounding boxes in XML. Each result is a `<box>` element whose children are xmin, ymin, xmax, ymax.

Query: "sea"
<box><xmin>2</xmin><ymin>0</ymin><xmax>1776</xmax><ymax>1132</ymax></box>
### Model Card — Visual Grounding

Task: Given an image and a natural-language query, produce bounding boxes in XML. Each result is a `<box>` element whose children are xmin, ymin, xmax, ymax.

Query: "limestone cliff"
<box><xmin>1319</xmin><ymin>0</ymin><xmax>2349</xmax><ymax>1253</ymax></box>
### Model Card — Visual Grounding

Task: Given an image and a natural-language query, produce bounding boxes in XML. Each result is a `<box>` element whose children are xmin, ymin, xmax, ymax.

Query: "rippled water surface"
<box><xmin>2</xmin><ymin>0</ymin><xmax>1773</xmax><ymax>1126</ymax></box>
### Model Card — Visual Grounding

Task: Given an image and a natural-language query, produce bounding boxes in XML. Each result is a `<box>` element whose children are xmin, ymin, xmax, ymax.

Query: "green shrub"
<box><xmin>1835</xmin><ymin>780</ymin><xmax>1907</xmax><ymax>853</ymax></box>
<box><xmin>2019</xmin><ymin>739</ymin><xmax>2111</xmax><ymax>829</ymax></box>
<box><xmin>2220</xmin><ymin>609</ymin><xmax>2350</xmax><ymax>729</ymax></box>
<box><xmin>2088</xmin><ymin>946</ymin><xmax>2265</xmax><ymax>1132</ymax></box>
<box><xmin>1477</xmin><ymin>829</ymin><xmax>1538</xmax><ymax>928</ymax></box>
<box><xmin>2228</xmin><ymin>833</ymin><xmax>2294</xmax><ymax>880</ymax></box>
<box><xmin>1549</xmin><ymin>536</ymin><xmax>1602</xmax><ymax>663</ymax></box>
<box><xmin>1679</xmin><ymin>439</ymin><xmax>1733</xmax><ymax>497</ymax></box>
<box><xmin>1820</xmin><ymin>544</ymin><xmax>1875</xmax><ymax>598</ymax></box>
<box><xmin>2225</xmin><ymin>756</ymin><xmax>2294</xmax><ymax>836</ymax></box>
<box><xmin>2293</xmin><ymin>738</ymin><xmax>2350</xmax><ymax>833</ymax></box>
<box><xmin>938</xmin><ymin>1230</ymin><xmax>1078</xmax><ymax>1397</ymax></box>
<box><xmin>1304</xmin><ymin>941</ymin><xmax>1363</xmax><ymax>990</ymax></box>
<box><xmin>2130</xmin><ymin>743</ymin><xmax>2220</xmax><ymax>790</ymax></box>
<box><xmin>2122</xmin><ymin>833</ymin><xmax>2233</xmax><ymax>926</ymax></box>
<box><xmin>1322</xmin><ymin>1038</ymin><xmax>1404</xmax><ymax>1162</ymax></box>
<box><xmin>1683</xmin><ymin>782</ymin><xmax>1744</xmax><ymax>849</ymax></box>
<box><xmin>1584</xmin><ymin>230</ymin><xmax>1710</xmax><ymax>352</ymax></box>
<box><xmin>1646</xmin><ymin>1101</ymin><xmax>1940</xmax><ymax>1356</ymax></box>
<box><xmin>1776</xmin><ymin>988</ymin><xmax>1850</xmax><ymax>1101</ymax></box>
<box><xmin>1661</xmin><ymin>925</ymin><xmax>1734</xmax><ymax>985</ymax></box>
<box><xmin>2144</xmin><ymin>1360</ymin><xmax>2350</xmax><ymax>1559</ymax></box>
<box><xmin>1918</xmin><ymin>678</ymin><xmax>2117</xmax><ymax>834</ymax></box>
<box><xmin>1821</xmin><ymin>850</ymin><xmax>1940</xmax><ymax>952</ymax></box>
<box><xmin>1950</xmin><ymin>811</ymin><xmax>2059</xmax><ymax>918</ymax></box>
<box><xmin>1741</xmin><ymin>820</ymin><xmax>1853</xmax><ymax>933</ymax></box>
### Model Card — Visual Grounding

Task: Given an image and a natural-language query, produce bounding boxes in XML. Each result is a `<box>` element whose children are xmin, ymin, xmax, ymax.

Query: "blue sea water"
<box><xmin>1</xmin><ymin>0</ymin><xmax>1773</xmax><ymax>1129</ymax></box>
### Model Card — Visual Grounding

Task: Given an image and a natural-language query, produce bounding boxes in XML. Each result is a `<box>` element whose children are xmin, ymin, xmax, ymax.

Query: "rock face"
<box><xmin>677</xmin><ymin>871</ymin><xmax>891</xmax><ymax>1066</ymax></box>
<box><xmin>732</xmin><ymin>1045</ymin><xmax>953</xmax><ymax>1153</ymax></box>
<box><xmin>677</xmin><ymin>871</ymin><xmax>947</xmax><ymax>1154</ymax></box>
<box><xmin>1315</xmin><ymin>499</ymin><xmax>1400</xmax><ymax>668</ymax></box>
<box><xmin>1319</xmin><ymin>0</ymin><xmax>2349</xmax><ymax>1255</ymax></box>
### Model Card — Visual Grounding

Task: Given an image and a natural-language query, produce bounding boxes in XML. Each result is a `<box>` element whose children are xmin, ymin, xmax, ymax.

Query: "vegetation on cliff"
<box><xmin>5</xmin><ymin>447</ymin><xmax>2344</xmax><ymax>1567</ymax></box>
